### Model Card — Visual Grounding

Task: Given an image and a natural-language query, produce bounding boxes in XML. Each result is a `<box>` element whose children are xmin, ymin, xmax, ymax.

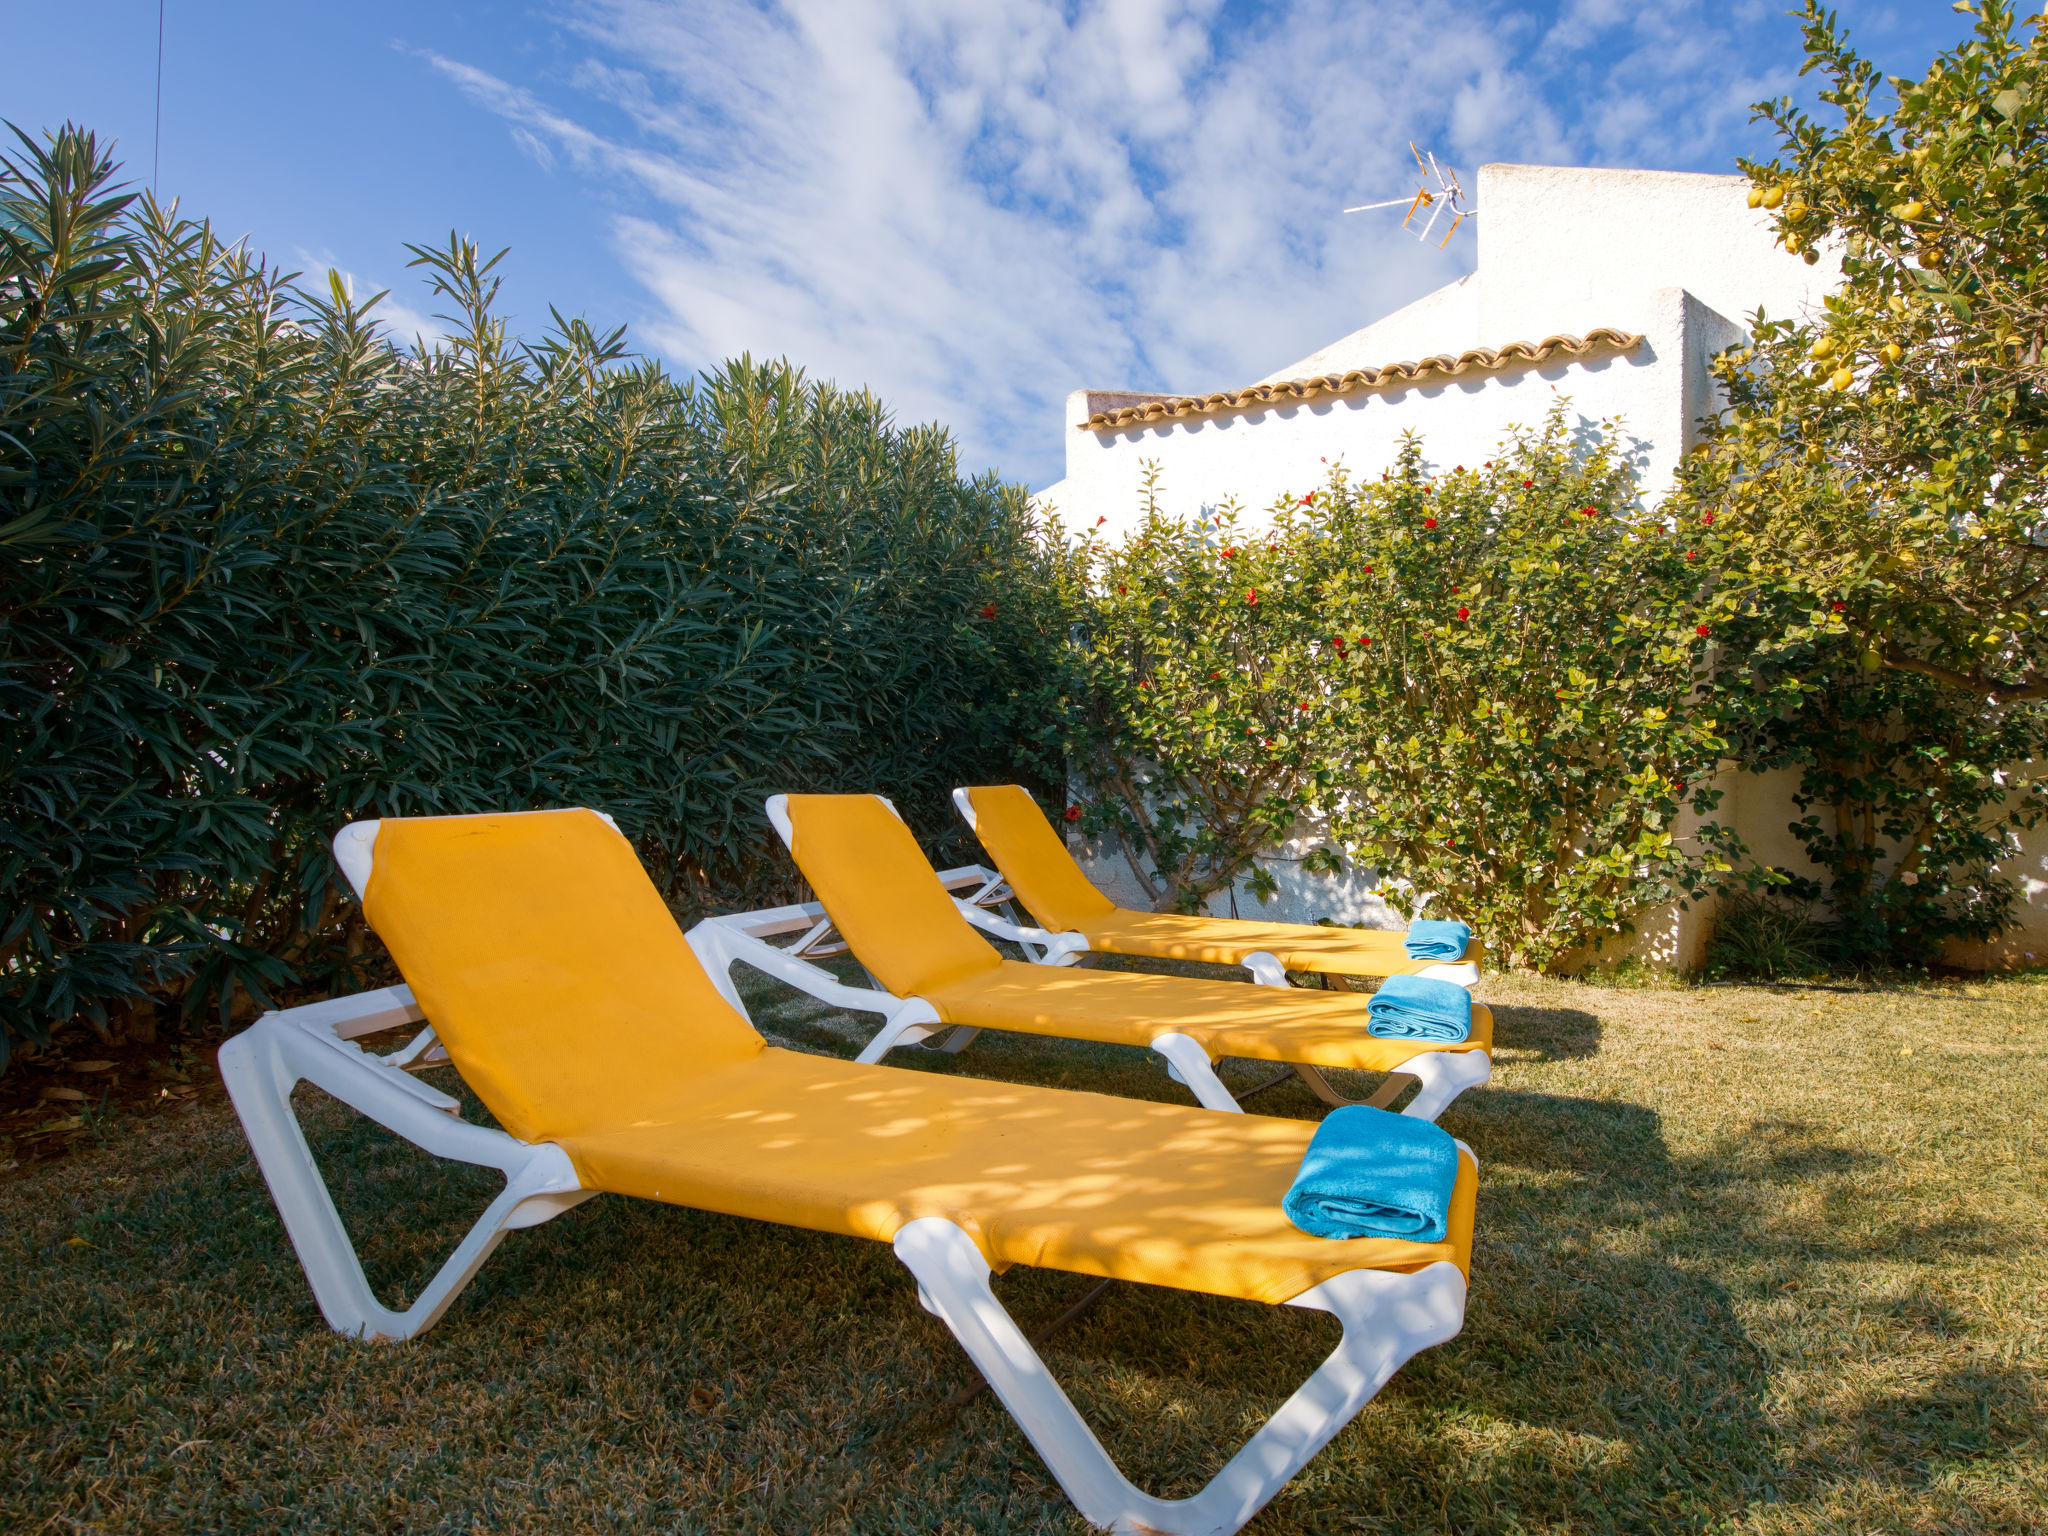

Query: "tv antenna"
<box><xmin>1345</xmin><ymin>145</ymin><xmax>1473</xmax><ymax>247</ymax></box>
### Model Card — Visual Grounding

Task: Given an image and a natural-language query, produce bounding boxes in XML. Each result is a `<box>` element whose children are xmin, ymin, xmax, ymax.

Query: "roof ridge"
<box><xmin>1080</xmin><ymin>328</ymin><xmax>1645</xmax><ymax>431</ymax></box>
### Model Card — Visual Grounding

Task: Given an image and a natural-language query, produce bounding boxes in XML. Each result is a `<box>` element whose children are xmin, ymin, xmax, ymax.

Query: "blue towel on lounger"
<box><xmin>1403</xmin><ymin>919</ymin><xmax>1472</xmax><ymax>960</ymax></box>
<box><xmin>1367</xmin><ymin>973</ymin><xmax>1473</xmax><ymax>1042</ymax></box>
<box><xmin>1282</xmin><ymin>1105</ymin><xmax>1460</xmax><ymax>1242</ymax></box>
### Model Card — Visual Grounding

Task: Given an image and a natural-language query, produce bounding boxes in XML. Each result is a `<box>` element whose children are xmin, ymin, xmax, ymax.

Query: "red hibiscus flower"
<box><xmin>1064</xmin><ymin>805</ymin><xmax>1081</xmax><ymax>822</ymax></box>
<box><xmin>1522</xmin><ymin>479</ymin><xmax>1534</xmax><ymax>488</ymax></box>
<box><xmin>1457</xmin><ymin>606</ymin><xmax>1470</xmax><ymax>620</ymax></box>
<box><xmin>1695</xmin><ymin>624</ymin><xmax>1712</xmax><ymax>637</ymax></box>
<box><xmin>1096</xmin><ymin>515</ymin><xmax>1108</xmax><ymax>525</ymax></box>
<box><xmin>1673</xmin><ymin>781</ymin><xmax>1687</xmax><ymax>796</ymax></box>
<box><xmin>1117</xmin><ymin>583</ymin><xmax>1126</xmax><ymax>594</ymax></box>
<box><xmin>1358</xmin><ymin>636</ymin><xmax>1372</xmax><ymax>647</ymax></box>
<box><xmin>979</xmin><ymin>604</ymin><xmax>996</xmax><ymax>619</ymax></box>
<box><xmin>1686</xmin><ymin>550</ymin><xmax>1698</xmax><ymax>562</ymax></box>
<box><xmin>1246</xmin><ymin>589</ymin><xmax>1260</xmax><ymax>606</ymax></box>
<box><xmin>1830</xmin><ymin>600</ymin><xmax>1845</xmax><ymax>612</ymax></box>
<box><xmin>1701</xmin><ymin>511</ymin><xmax>1717</xmax><ymax>526</ymax></box>
<box><xmin>1137</xmin><ymin>680</ymin><xmax>1149</xmax><ymax>690</ymax></box>
<box><xmin>1581</xmin><ymin>506</ymin><xmax>1598</xmax><ymax>517</ymax></box>
<box><xmin>1363</xmin><ymin>563</ymin><xmax>1375</xmax><ymax>574</ymax></box>
<box><xmin>1222</xmin><ymin>546</ymin><xmax>1237</xmax><ymax>558</ymax></box>
<box><xmin>1423</xmin><ymin>517</ymin><xmax>1438</xmax><ymax>529</ymax></box>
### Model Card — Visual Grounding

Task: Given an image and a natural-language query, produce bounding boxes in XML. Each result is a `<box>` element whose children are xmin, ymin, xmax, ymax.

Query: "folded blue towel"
<box><xmin>1403</xmin><ymin>919</ymin><xmax>1472</xmax><ymax>960</ymax></box>
<box><xmin>1367</xmin><ymin>973</ymin><xmax>1473</xmax><ymax>1042</ymax></box>
<box><xmin>1283</xmin><ymin>1105</ymin><xmax>1461</xmax><ymax>1242</ymax></box>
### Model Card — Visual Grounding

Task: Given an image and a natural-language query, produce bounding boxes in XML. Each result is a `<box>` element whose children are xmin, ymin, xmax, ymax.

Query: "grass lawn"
<box><xmin>3</xmin><ymin>962</ymin><xmax>2044</xmax><ymax>1534</ymax></box>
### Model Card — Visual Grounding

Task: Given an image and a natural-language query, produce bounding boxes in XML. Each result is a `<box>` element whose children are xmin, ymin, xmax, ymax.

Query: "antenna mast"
<box><xmin>1344</xmin><ymin>145</ymin><xmax>1473</xmax><ymax>247</ymax></box>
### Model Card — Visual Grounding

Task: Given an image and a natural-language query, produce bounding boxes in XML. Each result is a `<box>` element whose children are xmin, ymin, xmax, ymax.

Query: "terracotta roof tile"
<box><xmin>1080</xmin><ymin>328</ymin><xmax>1645</xmax><ymax>431</ymax></box>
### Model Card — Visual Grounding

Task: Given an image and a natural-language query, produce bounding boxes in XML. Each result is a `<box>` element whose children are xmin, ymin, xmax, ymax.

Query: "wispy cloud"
<box><xmin>419</xmin><ymin>1</ymin><xmax>1859</xmax><ymax>486</ymax></box>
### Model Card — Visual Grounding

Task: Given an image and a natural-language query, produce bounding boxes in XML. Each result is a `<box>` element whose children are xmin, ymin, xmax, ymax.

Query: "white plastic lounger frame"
<box><xmin>951</xmin><ymin>788</ymin><xmax>1482</xmax><ymax>990</ymax></box>
<box><xmin>896</xmin><ymin>1217</ymin><xmax>1467</xmax><ymax>1536</ymax></box>
<box><xmin>221</xmin><ymin>810</ymin><xmax>1472</xmax><ymax>1536</ymax></box>
<box><xmin>684</xmin><ymin>796</ymin><xmax>1487</xmax><ymax>1121</ymax></box>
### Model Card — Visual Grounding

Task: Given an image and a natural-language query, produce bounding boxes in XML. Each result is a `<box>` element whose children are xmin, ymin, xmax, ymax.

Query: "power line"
<box><xmin>153</xmin><ymin>0</ymin><xmax>165</xmax><ymax>194</ymax></box>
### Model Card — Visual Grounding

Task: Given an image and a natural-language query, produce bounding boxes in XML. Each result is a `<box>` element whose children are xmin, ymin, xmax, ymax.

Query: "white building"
<box><xmin>1036</xmin><ymin>164</ymin><xmax>2047</xmax><ymax>971</ymax></box>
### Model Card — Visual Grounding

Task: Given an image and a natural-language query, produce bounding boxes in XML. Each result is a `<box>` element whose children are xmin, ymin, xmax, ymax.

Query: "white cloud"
<box><xmin>418</xmin><ymin>0</ymin><xmax>1871</xmax><ymax>487</ymax></box>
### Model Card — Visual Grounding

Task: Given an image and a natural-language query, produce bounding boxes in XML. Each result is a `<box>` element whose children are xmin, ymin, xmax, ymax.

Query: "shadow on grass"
<box><xmin>1482</xmin><ymin>1003</ymin><xmax>1602</xmax><ymax>1062</ymax></box>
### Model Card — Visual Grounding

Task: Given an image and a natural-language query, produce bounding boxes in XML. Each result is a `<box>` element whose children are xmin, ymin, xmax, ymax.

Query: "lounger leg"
<box><xmin>1290</xmin><ymin>1051</ymin><xmax>1490</xmax><ymax>1121</ymax></box>
<box><xmin>894</xmin><ymin>1218</ymin><xmax>1467</xmax><ymax>1536</ymax></box>
<box><xmin>1148</xmin><ymin>1033</ymin><xmax>1244</xmax><ymax>1114</ymax></box>
<box><xmin>853</xmin><ymin>999</ymin><xmax>948</xmax><ymax>1064</ymax></box>
<box><xmin>221</xmin><ymin>1013</ymin><xmax>593</xmax><ymax>1342</ymax></box>
<box><xmin>1397</xmin><ymin>1048</ymin><xmax>1493</xmax><ymax>1121</ymax></box>
<box><xmin>1242</xmin><ymin>952</ymin><xmax>1290</xmax><ymax>988</ymax></box>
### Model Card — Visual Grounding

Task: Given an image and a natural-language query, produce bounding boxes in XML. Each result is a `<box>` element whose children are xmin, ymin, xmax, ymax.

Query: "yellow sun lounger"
<box><xmin>220</xmin><ymin>807</ymin><xmax>1477</xmax><ymax>1536</ymax></box>
<box><xmin>954</xmin><ymin>784</ymin><xmax>1483</xmax><ymax>987</ymax></box>
<box><xmin>687</xmin><ymin>794</ymin><xmax>1492</xmax><ymax>1120</ymax></box>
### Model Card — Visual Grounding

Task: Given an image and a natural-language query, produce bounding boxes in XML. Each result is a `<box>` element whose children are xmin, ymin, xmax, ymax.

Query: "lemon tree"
<box><xmin>1680</xmin><ymin>0</ymin><xmax>2048</xmax><ymax>703</ymax></box>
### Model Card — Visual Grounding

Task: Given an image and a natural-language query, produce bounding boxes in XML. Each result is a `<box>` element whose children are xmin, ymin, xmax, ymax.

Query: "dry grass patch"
<box><xmin>2</xmin><ymin>967</ymin><xmax>2043</xmax><ymax>1533</ymax></box>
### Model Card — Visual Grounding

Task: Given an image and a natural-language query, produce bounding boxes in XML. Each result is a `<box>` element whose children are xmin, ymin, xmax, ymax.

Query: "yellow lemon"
<box><xmin>1918</xmin><ymin>247</ymin><xmax>1944</xmax><ymax>269</ymax></box>
<box><xmin>1881</xmin><ymin>342</ymin><xmax>1904</xmax><ymax>364</ymax></box>
<box><xmin>1763</xmin><ymin>184</ymin><xmax>1787</xmax><ymax>209</ymax></box>
<box><xmin>1786</xmin><ymin>202</ymin><xmax>1809</xmax><ymax>223</ymax></box>
<box><xmin>1830</xmin><ymin>367</ymin><xmax>1855</xmax><ymax>391</ymax></box>
<box><xmin>1747</xmin><ymin>187</ymin><xmax>1765</xmax><ymax>208</ymax></box>
<box><xmin>1900</xmin><ymin>199</ymin><xmax>1925</xmax><ymax>221</ymax></box>
<box><xmin>1810</xmin><ymin>336</ymin><xmax>1837</xmax><ymax>359</ymax></box>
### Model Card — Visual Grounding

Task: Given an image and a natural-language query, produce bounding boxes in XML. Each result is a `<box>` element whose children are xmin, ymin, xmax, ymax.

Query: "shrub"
<box><xmin>1058</xmin><ymin>470</ymin><xmax>1349</xmax><ymax>913</ymax></box>
<box><xmin>0</xmin><ymin>127</ymin><xmax>1061</xmax><ymax>1064</ymax></box>
<box><xmin>1704</xmin><ymin>890</ymin><xmax>1827</xmax><ymax>980</ymax></box>
<box><xmin>1061</xmin><ymin>412</ymin><xmax>1742</xmax><ymax>967</ymax></box>
<box><xmin>1680</xmin><ymin>0</ymin><xmax>2048</xmax><ymax>705</ymax></box>
<box><xmin>1708</xmin><ymin>613</ymin><xmax>2048</xmax><ymax>967</ymax></box>
<box><xmin>1313</xmin><ymin>417</ymin><xmax>1738</xmax><ymax>968</ymax></box>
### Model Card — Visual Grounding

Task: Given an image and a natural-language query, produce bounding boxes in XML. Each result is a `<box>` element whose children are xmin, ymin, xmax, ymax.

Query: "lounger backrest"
<box><xmin>781</xmin><ymin>794</ymin><xmax>1002</xmax><ymax>997</ymax></box>
<box><xmin>363</xmin><ymin>809</ymin><xmax>765</xmax><ymax>1143</ymax></box>
<box><xmin>964</xmin><ymin>784</ymin><xmax>1118</xmax><ymax>932</ymax></box>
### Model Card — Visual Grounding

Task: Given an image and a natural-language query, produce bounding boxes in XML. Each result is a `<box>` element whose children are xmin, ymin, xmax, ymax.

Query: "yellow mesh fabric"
<box><xmin>964</xmin><ymin>784</ymin><xmax>1115</xmax><ymax>931</ymax></box>
<box><xmin>358</xmin><ymin>808</ymin><xmax>1475</xmax><ymax>1304</ymax></box>
<box><xmin>363</xmin><ymin>810</ymin><xmax>765</xmax><ymax>1144</ymax></box>
<box><xmin>561</xmin><ymin>1049</ymin><xmax>1477</xmax><ymax>1303</ymax></box>
<box><xmin>1084</xmin><ymin>910</ymin><xmax>1484</xmax><ymax>977</ymax></box>
<box><xmin>918</xmin><ymin>961</ymin><xmax>1491</xmax><ymax>1070</ymax></box>
<box><xmin>782</xmin><ymin>795</ymin><xmax>1001</xmax><ymax>997</ymax></box>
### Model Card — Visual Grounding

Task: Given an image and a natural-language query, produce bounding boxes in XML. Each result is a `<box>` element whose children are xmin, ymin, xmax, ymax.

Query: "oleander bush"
<box><xmin>0</xmin><ymin>126</ymin><xmax>1063</xmax><ymax>1063</ymax></box>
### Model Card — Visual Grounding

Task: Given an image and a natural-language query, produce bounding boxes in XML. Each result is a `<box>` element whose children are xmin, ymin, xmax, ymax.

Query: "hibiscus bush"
<box><xmin>1058</xmin><ymin>469</ymin><xmax>1350</xmax><ymax>913</ymax></box>
<box><xmin>1062</xmin><ymin>413</ymin><xmax>1742</xmax><ymax>967</ymax></box>
<box><xmin>1313</xmin><ymin>418</ymin><xmax>1739</xmax><ymax>968</ymax></box>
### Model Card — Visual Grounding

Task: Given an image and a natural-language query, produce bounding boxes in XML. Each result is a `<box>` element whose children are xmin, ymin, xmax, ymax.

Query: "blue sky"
<box><xmin>4</xmin><ymin>1</ymin><xmax>1971</xmax><ymax>489</ymax></box>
